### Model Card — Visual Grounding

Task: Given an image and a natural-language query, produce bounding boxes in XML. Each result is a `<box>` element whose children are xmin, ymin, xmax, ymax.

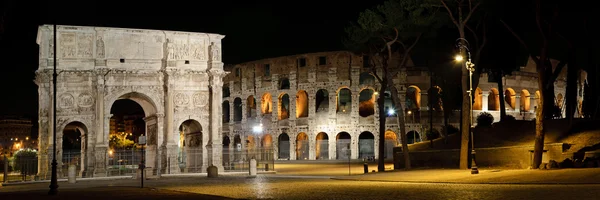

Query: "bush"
<box><xmin>11</xmin><ymin>149</ymin><xmax>38</xmax><ymax>175</ymax></box>
<box><xmin>476</xmin><ymin>112</ymin><xmax>494</xmax><ymax>127</ymax></box>
<box><xmin>442</xmin><ymin>125</ymin><xmax>459</xmax><ymax>135</ymax></box>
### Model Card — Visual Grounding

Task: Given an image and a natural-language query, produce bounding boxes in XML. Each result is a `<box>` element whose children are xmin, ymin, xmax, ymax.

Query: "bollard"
<box><xmin>249</xmin><ymin>159</ymin><xmax>257</xmax><ymax>177</ymax></box>
<box><xmin>207</xmin><ymin>165</ymin><xmax>218</xmax><ymax>178</ymax></box>
<box><xmin>68</xmin><ymin>165</ymin><xmax>77</xmax><ymax>183</ymax></box>
<box><xmin>265</xmin><ymin>163</ymin><xmax>269</xmax><ymax>172</ymax></box>
<box><xmin>364</xmin><ymin>159</ymin><xmax>368</xmax><ymax>174</ymax></box>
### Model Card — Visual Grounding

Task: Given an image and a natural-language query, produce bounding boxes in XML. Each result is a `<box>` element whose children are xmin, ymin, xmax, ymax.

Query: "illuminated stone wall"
<box><xmin>35</xmin><ymin>25</ymin><xmax>226</xmax><ymax>178</ymax></box>
<box><xmin>221</xmin><ymin>51</ymin><xmax>576</xmax><ymax>161</ymax></box>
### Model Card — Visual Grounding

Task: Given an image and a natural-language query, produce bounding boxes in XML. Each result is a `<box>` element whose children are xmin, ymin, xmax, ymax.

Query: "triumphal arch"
<box><xmin>35</xmin><ymin>25</ymin><xmax>226</xmax><ymax>178</ymax></box>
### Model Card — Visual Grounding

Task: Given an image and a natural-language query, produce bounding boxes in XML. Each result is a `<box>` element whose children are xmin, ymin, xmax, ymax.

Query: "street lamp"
<box><xmin>49</xmin><ymin>23</ymin><xmax>59</xmax><ymax>195</ymax></box>
<box><xmin>455</xmin><ymin>38</ymin><xmax>478</xmax><ymax>174</ymax></box>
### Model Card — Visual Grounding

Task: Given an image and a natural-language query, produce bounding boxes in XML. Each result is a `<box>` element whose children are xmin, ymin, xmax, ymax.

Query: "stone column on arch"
<box><xmin>351</xmin><ymin>131</ymin><xmax>358</xmax><ymax>159</ymax></box>
<box><xmin>209</xmin><ymin>68</ymin><xmax>226</xmax><ymax>172</ymax></box>
<box><xmin>482</xmin><ymin>91</ymin><xmax>489</xmax><ymax>111</ymax></box>
<box><xmin>241</xmin><ymin>98</ymin><xmax>247</xmax><ymax>123</ymax></box>
<box><xmin>515</xmin><ymin>95</ymin><xmax>521</xmax><ymax>113</ymax></box>
<box><xmin>329</xmin><ymin>132</ymin><xmax>337</xmax><ymax>160</ymax></box>
<box><xmin>308</xmin><ymin>133</ymin><xmax>316</xmax><ymax>160</ymax></box>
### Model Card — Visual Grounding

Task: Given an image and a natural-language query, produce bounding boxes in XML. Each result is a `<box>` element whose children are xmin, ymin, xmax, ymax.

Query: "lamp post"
<box><xmin>49</xmin><ymin>23</ymin><xmax>59</xmax><ymax>195</ymax></box>
<box><xmin>455</xmin><ymin>38</ymin><xmax>479</xmax><ymax>175</ymax></box>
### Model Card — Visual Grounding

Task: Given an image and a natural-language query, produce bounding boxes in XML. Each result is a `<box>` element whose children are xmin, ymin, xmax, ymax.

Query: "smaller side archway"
<box><xmin>222</xmin><ymin>101</ymin><xmax>230</xmax><ymax>123</ymax></box>
<box><xmin>406</xmin><ymin>130</ymin><xmax>421</xmax><ymax>144</ymax></box>
<box><xmin>178</xmin><ymin>119</ymin><xmax>203</xmax><ymax>173</ymax></box>
<box><xmin>247</xmin><ymin>95</ymin><xmax>256</xmax><ymax>118</ymax></box>
<box><xmin>62</xmin><ymin>121</ymin><xmax>89</xmax><ymax>177</ymax></box>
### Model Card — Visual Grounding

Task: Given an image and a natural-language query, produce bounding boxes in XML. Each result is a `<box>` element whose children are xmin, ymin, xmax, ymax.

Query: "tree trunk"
<box><xmin>377</xmin><ymin>79</ymin><xmax>388</xmax><ymax>172</ymax></box>
<box><xmin>497</xmin><ymin>71</ymin><xmax>507</xmax><ymax>120</ymax></box>
<box><xmin>459</xmin><ymin>34</ymin><xmax>470</xmax><ymax>170</ymax></box>
<box><xmin>389</xmin><ymin>84</ymin><xmax>411</xmax><ymax>169</ymax></box>
<box><xmin>429</xmin><ymin>72</ymin><xmax>434</xmax><ymax>148</ymax></box>
<box><xmin>566</xmin><ymin>54</ymin><xmax>578</xmax><ymax>121</ymax></box>
<box><xmin>532</xmin><ymin>56</ymin><xmax>550</xmax><ymax>169</ymax></box>
<box><xmin>533</xmin><ymin>89</ymin><xmax>546</xmax><ymax>169</ymax></box>
<box><xmin>443</xmin><ymin>109</ymin><xmax>449</xmax><ymax>144</ymax></box>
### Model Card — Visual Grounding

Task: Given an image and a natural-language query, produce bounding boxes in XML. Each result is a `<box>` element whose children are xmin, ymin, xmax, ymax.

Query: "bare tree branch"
<box><xmin>546</xmin><ymin>60</ymin><xmax>567</xmax><ymax>89</ymax></box>
<box><xmin>535</xmin><ymin>0</ymin><xmax>547</xmax><ymax>43</ymax></box>
<box><xmin>465</xmin><ymin>24</ymin><xmax>479</xmax><ymax>50</ymax></box>
<box><xmin>462</xmin><ymin>1</ymin><xmax>481</xmax><ymax>25</ymax></box>
<box><xmin>441</xmin><ymin>0</ymin><xmax>460</xmax><ymax>27</ymax></box>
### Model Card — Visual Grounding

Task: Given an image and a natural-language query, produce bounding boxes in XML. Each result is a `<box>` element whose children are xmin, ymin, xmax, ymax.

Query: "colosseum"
<box><xmin>221</xmin><ymin>50</ymin><xmax>584</xmax><ymax>162</ymax></box>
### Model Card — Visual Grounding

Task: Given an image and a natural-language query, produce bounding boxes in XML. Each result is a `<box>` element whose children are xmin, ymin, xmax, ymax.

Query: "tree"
<box><xmin>499</xmin><ymin>0</ymin><xmax>574</xmax><ymax>168</ymax></box>
<box><xmin>345</xmin><ymin>0</ymin><xmax>441</xmax><ymax>170</ymax></box>
<box><xmin>433</xmin><ymin>0</ymin><xmax>486</xmax><ymax>169</ymax></box>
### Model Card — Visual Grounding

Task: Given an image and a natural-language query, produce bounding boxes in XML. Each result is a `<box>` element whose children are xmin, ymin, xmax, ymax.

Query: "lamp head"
<box><xmin>454</xmin><ymin>55</ymin><xmax>464</xmax><ymax>62</ymax></box>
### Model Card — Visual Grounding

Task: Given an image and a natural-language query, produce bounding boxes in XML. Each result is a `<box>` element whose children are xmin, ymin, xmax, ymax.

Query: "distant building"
<box><xmin>0</xmin><ymin>116</ymin><xmax>35</xmax><ymax>154</ymax></box>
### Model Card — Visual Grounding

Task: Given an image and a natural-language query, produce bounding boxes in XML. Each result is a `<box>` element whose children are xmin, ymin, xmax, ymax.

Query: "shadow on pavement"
<box><xmin>1</xmin><ymin>186</ymin><xmax>237</xmax><ymax>200</ymax></box>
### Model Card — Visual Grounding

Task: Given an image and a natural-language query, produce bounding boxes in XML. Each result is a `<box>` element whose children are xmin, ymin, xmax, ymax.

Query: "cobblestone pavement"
<box><xmin>4</xmin><ymin>175</ymin><xmax>599</xmax><ymax>200</ymax></box>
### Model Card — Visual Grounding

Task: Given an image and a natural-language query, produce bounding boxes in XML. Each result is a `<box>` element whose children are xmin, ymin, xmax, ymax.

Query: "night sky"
<box><xmin>0</xmin><ymin>0</ymin><xmax>387</xmax><ymax>119</ymax></box>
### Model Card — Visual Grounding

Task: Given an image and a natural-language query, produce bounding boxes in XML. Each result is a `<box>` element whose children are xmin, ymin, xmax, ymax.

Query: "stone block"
<box><xmin>207</xmin><ymin>166</ymin><xmax>218</xmax><ymax>178</ymax></box>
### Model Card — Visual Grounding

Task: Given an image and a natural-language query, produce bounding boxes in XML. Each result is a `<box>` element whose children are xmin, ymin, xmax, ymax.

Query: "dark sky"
<box><xmin>0</xmin><ymin>0</ymin><xmax>386</xmax><ymax>118</ymax></box>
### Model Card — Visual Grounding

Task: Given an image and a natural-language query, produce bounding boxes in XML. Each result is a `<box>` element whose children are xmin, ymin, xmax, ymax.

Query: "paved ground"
<box><xmin>2</xmin><ymin>163</ymin><xmax>600</xmax><ymax>199</ymax></box>
<box><xmin>2</xmin><ymin>175</ymin><xmax>599</xmax><ymax>200</ymax></box>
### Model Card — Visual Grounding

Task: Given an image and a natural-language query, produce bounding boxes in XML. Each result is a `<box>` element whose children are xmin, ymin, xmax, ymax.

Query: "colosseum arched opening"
<box><xmin>556</xmin><ymin>93</ymin><xmax>564</xmax><ymax>111</ymax></box>
<box><xmin>261</xmin><ymin>134</ymin><xmax>273</xmax><ymax>160</ymax></box>
<box><xmin>247</xmin><ymin>95</ymin><xmax>257</xmax><ymax>118</ymax></box>
<box><xmin>384</xmin><ymin>130</ymin><xmax>398</xmax><ymax>159</ymax></box>
<box><xmin>234</xmin><ymin>135</ymin><xmax>242</xmax><ymax>161</ymax></box>
<box><xmin>473</xmin><ymin>87</ymin><xmax>483</xmax><ymax>110</ymax></box>
<box><xmin>261</xmin><ymin>93</ymin><xmax>273</xmax><ymax>115</ymax></box>
<box><xmin>222</xmin><ymin>100</ymin><xmax>230</xmax><ymax>123</ymax></box>
<box><xmin>521</xmin><ymin>89</ymin><xmax>531</xmax><ymax>111</ymax></box>
<box><xmin>296</xmin><ymin>132</ymin><xmax>309</xmax><ymax>160</ymax></box>
<box><xmin>316</xmin><ymin>132</ymin><xmax>329</xmax><ymax>160</ymax></box>
<box><xmin>296</xmin><ymin>90</ymin><xmax>309</xmax><ymax>118</ymax></box>
<box><xmin>359</xmin><ymin>72</ymin><xmax>375</xmax><ymax>85</ymax></box>
<box><xmin>233</xmin><ymin>97</ymin><xmax>242</xmax><ymax>122</ymax></box>
<box><xmin>278</xmin><ymin>93</ymin><xmax>290</xmax><ymax>120</ymax></box>
<box><xmin>222</xmin><ymin>135</ymin><xmax>230</xmax><ymax>166</ymax></box>
<box><xmin>315</xmin><ymin>89</ymin><xmax>329</xmax><ymax>113</ymax></box>
<box><xmin>336</xmin><ymin>132</ymin><xmax>351</xmax><ymax>160</ymax></box>
<box><xmin>383</xmin><ymin>90</ymin><xmax>395</xmax><ymax>116</ymax></box>
<box><xmin>247</xmin><ymin>135</ymin><xmax>255</xmax><ymax>156</ymax></box>
<box><xmin>359</xmin><ymin>89</ymin><xmax>376</xmax><ymax>117</ymax></box>
<box><xmin>489</xmin><ymin>88</ymin><xmax>500</xmax><ymax>111</ymax></box>
<box><xmin>278</xmin><ymin>133</ymin><xmax>290</xmax><ymax>159</ymax></box>
<box><xmin>504</xmin><ymin>88</ymin><xmax>516</xmax><ymax>110</ymax></box>
<box><xmin>407</xmin><ymin>130</ymin><xmax>421</xmax><ymax>144</ymax></box>
<box><xmin>358</xmin><ymin>131</ymin><xmax>375</xmax><ymax>159</ymax></box>
<box><xmin>337</xmin><ymin>88</ymin><xmax>352</xmax><ymax>113</ymax></box>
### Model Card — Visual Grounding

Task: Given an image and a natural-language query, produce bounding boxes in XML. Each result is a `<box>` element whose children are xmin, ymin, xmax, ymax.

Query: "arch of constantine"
<box><xmin>35</xmin><ymin>25</ymin><xmax>226</xmax><ymax>178</ymax></box>
<box><xmin>222</xmin><ymin>51</ymin><xmax>585</xmax><ymax>162</ymax></box>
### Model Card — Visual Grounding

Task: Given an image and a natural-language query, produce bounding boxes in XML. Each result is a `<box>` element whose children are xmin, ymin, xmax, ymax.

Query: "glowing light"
<box><xmin>26</xmin><ymin>137</ymin><xmax>29</xmax><ymax>140</ymax></box>
<box><xmin>109</xmin><ymin>150</ymin><xmax>114</xmax><ymax>156</ymax></box>
<box><xmin>253</xmin><ymin>124</ymin><xmax>263</xmax><ymax>133</ymax></box>
<box><xmin>374</xmin><ymin>92</ymin><xmax>379</xmax><ymax>95</ymax></box>
<box><xmin>455</xmin><ymin>55</ymin><xmax>463</xmax><ymax>61</ymax></box>
<box><xmin>407</xmin><ymin>110</ymin><xmax>412</xmax><ymax>115</ymax></box>
<box><xmin>388</xmin><ymin>109</ymin><xmax>395</xmax><ymax>116</ymax></box>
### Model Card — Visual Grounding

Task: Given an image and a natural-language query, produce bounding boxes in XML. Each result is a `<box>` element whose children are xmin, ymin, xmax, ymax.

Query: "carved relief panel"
<box><xmin>60</xmin><ymin>32</ymin><xmax>77</xmax><ymax>58</ymax></box>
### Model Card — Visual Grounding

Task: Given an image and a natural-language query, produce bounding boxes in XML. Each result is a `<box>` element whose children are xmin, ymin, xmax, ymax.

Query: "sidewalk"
<box><xmin>331</xmin><ymin>168</ymin><xmax>600</xmax><ymax>184</ymax></box>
